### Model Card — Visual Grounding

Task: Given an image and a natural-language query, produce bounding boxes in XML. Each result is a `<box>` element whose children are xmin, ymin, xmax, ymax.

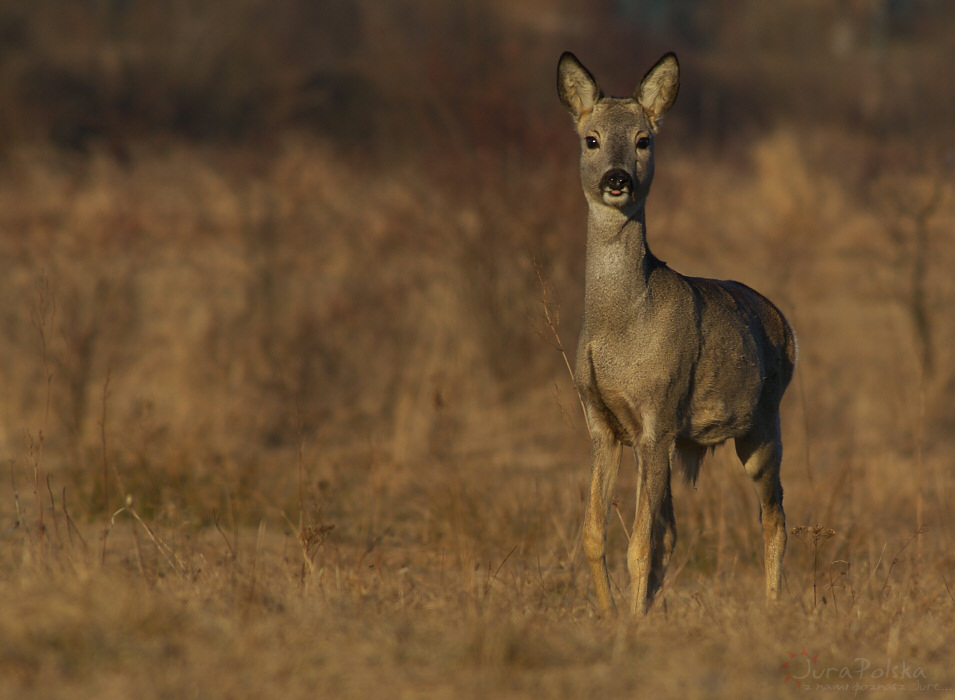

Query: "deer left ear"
<box><xmin>558</xmin><ymin>52</ymin><xmax>602</xmax><ymax>121</ymax></box>
<box><xmin>635</xmin><ymin>53</ymin><xmax>680</xmax><ymax>129</ymax></box>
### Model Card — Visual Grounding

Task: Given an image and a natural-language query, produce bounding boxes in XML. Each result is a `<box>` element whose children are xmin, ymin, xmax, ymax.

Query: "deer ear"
<box><xmin>558</xmin><ymin>52</ymin><xmax>601</xmax><ymax>120</ymax></box>
<box><xmin>635</xmin><ymin>53</ymin><xmax>680</xmax><ymax>129</ymax></box>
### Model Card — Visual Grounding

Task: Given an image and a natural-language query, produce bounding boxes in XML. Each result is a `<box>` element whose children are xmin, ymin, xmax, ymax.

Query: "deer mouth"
<box><xmin>601</xmin><ymin>185</ymin><xmax>634</xmax><ymax>207</ymax></box>
<box><xmin>599</xmin><ymin>169</ymin><xmax>634</xmax><ymax>204</ymax></box>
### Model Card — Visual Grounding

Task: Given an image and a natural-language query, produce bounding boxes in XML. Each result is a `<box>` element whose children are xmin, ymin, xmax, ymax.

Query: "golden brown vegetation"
<box><xmin>1</xmin><ymin>1</ymin><xmax>954</xmax><ymax>697</ymax></box>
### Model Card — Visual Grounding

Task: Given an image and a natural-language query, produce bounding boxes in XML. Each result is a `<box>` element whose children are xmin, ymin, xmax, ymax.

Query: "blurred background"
<box><xmin>0</xmin><ymin>0</ymin><xmax>953</xmax><ymax>528</ymax></box>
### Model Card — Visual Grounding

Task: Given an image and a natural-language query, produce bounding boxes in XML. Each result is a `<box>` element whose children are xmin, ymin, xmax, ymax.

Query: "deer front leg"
<box><xmin>628</xmin><ymin>440</ymin><xmax>672</xmax><ymax>614</ymax></box>
<box><xmin>650</xmin><ymin>475</ymin><xmax>677</xmax><ymax>599</ymax></box>
<box><xmin>582</xmin><ymin>424</ymin><xmax>623</xmax><ymax>616</ymax></box>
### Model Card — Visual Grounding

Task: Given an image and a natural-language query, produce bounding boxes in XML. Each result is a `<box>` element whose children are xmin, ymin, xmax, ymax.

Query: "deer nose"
<box><xmin>600</xmin><ymin>169</ymin><xmax>632</xmax><ymax>193</ymax></box>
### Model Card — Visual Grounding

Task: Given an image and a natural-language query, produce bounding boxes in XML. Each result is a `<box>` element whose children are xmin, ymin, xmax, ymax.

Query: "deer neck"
<box><xmin>583</xmin><ymin>203</ymin><xmax>656</xmax><ymax>323</ymax></box>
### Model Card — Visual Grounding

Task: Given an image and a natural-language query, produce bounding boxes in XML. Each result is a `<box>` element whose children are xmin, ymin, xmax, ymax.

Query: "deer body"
<box><xmin>558</xmin><ymin>52</ymin><xmax>796</xmax><ymax>614</ymax></box>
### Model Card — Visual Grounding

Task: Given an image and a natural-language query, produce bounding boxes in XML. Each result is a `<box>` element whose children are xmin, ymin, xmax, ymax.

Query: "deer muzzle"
<box><xmin>600</xmin><ymin>168</ymin><xmax>633</xmax><ymax>197</ymax></box>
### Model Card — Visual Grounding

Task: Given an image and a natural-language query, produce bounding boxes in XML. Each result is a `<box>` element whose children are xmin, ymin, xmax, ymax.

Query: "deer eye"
<box><xmin>585</xmin><ymin>136</ymin><xmax>599</xmax><ymax>150</ymax></box>
<box><xmin>636</xmin><ymin>136</ymin><xmax>651</xmax><ymax>150</ymax></box>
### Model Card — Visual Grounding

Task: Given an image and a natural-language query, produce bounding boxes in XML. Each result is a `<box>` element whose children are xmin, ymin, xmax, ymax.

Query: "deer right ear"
<box><xmin>635</xmin><ymin>53</ymin><xmax>680</xmax><ymax>129</ymax></box>
<box><xmin>558</xmin><ymin>52</ymin><xmax>601</xmax><ymax>120</ymax></box>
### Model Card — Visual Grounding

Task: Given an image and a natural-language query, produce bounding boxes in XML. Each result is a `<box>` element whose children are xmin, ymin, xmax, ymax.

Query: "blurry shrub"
<box><xmin>1</xmin><ymin>0</ymin><xmax>954</xmax><ymax>523</ymax></box>
<box><xmin>0</xmin><ymin>0</ymin><xmax>365</xmax><ymax>146</ymax></box>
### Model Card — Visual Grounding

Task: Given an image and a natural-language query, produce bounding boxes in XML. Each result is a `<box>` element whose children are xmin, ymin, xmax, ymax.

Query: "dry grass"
<box><xmin>2</xmin><ymin>1</ymin><xmax>955</xmax><ymax>697</ymax></box>
<box><xmin>2</xmin><ymin>441</ymin><xmax>953</xmax><ymax>698</ymax></box>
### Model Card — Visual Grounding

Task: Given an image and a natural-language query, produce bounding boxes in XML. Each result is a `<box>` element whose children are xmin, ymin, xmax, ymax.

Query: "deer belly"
<box><xmin>686</xmin><ymin>395</ymin><xmax>756</xmax><ymax>445</ymax></box>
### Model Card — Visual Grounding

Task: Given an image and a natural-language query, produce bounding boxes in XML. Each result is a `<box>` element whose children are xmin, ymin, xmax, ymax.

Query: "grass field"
<box><xmin>2</xmin><ymin>1</ymin><xmax>955</xmax><ymax>698</ymax></box>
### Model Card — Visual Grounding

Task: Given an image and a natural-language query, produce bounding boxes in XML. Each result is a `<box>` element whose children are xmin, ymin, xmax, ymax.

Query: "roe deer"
<box><xmin>557</xmin><ymin>52</ymin><xmax>796</xmax><ymax>615</ymax></box>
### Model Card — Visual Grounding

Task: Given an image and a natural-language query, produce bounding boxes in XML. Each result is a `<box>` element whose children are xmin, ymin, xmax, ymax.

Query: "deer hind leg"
<box><xmin>736</xmin><ymin>423</ymin><xmax>786</xmax><ymax>601</ymax></box>
<box><xmin>582</xmin><ymin>425</ymin><xmax>623</xmax><ymax>615</ymax></box>
<box><xmin>628</xmin><ymin>440</ymin><xmax>672</xmax><ymax>614</ymax></box>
